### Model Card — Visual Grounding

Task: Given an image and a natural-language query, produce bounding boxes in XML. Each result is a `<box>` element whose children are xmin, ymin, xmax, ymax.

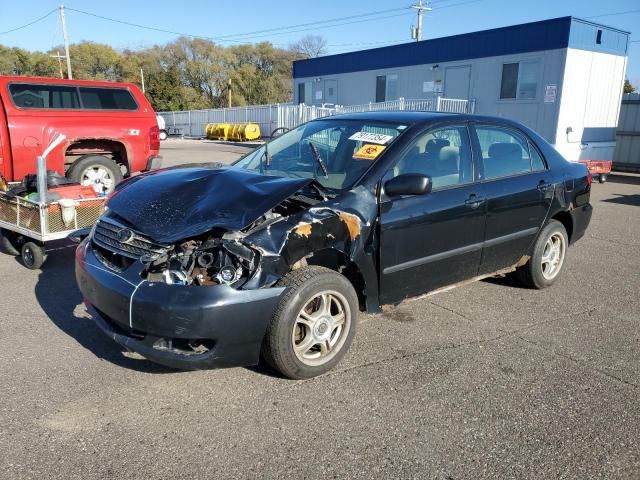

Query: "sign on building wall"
<box><xmin>544</xmin><ymin>84</ymin><xmax>557</xmax><ymax>103</ymax></box>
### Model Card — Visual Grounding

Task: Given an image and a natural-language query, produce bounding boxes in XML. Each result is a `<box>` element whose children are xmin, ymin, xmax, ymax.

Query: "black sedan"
<box><xmin>75</xmin><ymin>112</ymin><xmax>592</xmax><ymax>379</ymax></box>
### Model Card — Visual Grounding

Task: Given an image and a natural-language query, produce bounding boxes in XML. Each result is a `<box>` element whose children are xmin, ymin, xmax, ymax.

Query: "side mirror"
<box><xmin>384</xmin><ymin>174</ymin><xmax>432</xmax><ymax>197</ymax></box>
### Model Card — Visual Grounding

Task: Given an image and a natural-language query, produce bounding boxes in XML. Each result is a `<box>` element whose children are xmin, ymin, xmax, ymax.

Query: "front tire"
<box><xmin>67</xmin><ymin>155</ymin><xmax>123</xmax><ymax>195</ymax></box>
<box><xmin>262</xmin><ymin>266</ymin><xmax>358</xmax><ymax>379</ymax></box>
<box><xmin>515</xmin><ymin>220</ymin><xmax>568</xmax><ymax>289</ymax></box>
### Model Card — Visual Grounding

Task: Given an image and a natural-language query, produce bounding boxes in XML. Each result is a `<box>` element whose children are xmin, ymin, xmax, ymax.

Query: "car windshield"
<box><xmin>233</xmin><ymin>119</ymin><xmax>408</xmax><ymax>191</ymax></box>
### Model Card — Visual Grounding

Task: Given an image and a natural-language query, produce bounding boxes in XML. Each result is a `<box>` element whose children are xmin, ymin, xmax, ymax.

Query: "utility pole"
<box><xmin>59</xmin><ymin>4</ymin><xmax>72</xmax><ymax>79</ymax></box>
<box><xmin>51</xmin><ymin>51</ymin><xmax>65</xmax><ymax>78</ymax></box>
<box><xmin>411</xmin><ymin>0</ymin><xmax>431</xmax><ymax>42</ymax></box>
<box><xmin>228</xmin><ymin>78</ymin><xmax>232</xmax><ymax>108</ymax></box>
<box><xmin>140</xmin><ymin>68</ymin><xmax>145</xmax><ymax>93</ymax></box>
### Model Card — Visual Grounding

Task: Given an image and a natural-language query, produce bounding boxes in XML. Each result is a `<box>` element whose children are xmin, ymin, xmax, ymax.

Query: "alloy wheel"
<box><xmin>291</xmin><ymin>290</ymin><xmax>351</xmax><ymax>366</ymax></box>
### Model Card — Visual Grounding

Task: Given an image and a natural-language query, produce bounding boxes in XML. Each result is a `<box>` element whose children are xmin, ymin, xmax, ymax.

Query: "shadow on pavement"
<box><xmin>482</xmin><ymin>273</ymin><xmax>530</xmax><ymax>289</ymax></box>
<box><xmin>607</xmin><ymin>173</ymin><xmax>640</xmax><ymax>186</ymax></box>
<box><xmin>33</xmin><ymin>240</ymin><xmax>176</xmax><ymax>374</ymax></box>
<box><xmin>602</xmin><ymin>193</ymin><xmax>640</xmax><ymax>207</ymax></box>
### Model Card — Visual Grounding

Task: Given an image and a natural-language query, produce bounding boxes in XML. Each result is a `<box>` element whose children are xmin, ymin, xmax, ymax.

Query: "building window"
<box><xmin>298</xmin><ymin>83</ymin><xmax>305</xmax><ymax>104</ymax></box>
<box><xmin>596</xmin><ymin>29</ymin><xmax>602</xmax><ymax>44</ymax></box>
<box><xmin>375</xmin><ymin>74</ymin><xmax>398</xmax><ymax>103</ymax></box>
<box><xmin>499</xmin><ymin>61</ymin><xmax>540</xmax><ymax>100</ymax></box>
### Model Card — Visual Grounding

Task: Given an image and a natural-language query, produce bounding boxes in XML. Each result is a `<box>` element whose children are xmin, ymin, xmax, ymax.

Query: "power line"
<box><xmin>65</xmin><ymin>5</ymin><xmax>414</xmax><ymax>44</ymax></box>
<box><xmin>213</xmin><ymin>6</ymin><xmax>413</xmax><ymax>40</ymax></box>
<box><xmin>0</xmin><ymin>8</ymin><xmax>57</xmax><ymax>35</ymax></box>
<box><xmin>586</xmin><ymin>9</ymin><xmax>640</xmax><ymax>19</ymax></box>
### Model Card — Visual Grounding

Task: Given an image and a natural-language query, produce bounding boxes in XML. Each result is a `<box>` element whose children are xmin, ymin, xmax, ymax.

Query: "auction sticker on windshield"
<box><xmin>348</xmin><ymin>131</ymin><xmax>394</xmax><ymax>145</ymax></box>
<box><xmin>353</xmin><ymin>144</ymin><xmax>386</xmax><ymax>160</ymax></box>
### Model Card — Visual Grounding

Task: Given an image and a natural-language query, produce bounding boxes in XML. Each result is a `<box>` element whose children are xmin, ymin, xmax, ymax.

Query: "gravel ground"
<box><xmin>0</xmin><ymin>140</ymin><xmax>638</xmax><ymax>479</ymax></box>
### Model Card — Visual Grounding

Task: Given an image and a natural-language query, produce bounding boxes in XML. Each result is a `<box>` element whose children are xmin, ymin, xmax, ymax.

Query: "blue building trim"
<box><xmin>293</xmin><ymin>16</ymin><xmax>629</xmax><ymax>79</ymax></box>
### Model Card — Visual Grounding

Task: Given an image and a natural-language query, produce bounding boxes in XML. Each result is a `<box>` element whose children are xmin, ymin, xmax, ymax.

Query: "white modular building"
<box><xmin>292</xmin><ymin>17</ymin><xmax>630</xmax><ymax>161</ymax></box>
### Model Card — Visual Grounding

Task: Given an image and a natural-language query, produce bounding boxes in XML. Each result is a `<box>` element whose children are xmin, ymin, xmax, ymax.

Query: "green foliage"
<box><xmin>0</xmin><ymin>36</ymin><xmax>312</xmax><ymax>110</ymax></box>
<box><xmin>623</xmin><ymin>79</ymin><xmax>636</xmax><ymax>94</ymax></box>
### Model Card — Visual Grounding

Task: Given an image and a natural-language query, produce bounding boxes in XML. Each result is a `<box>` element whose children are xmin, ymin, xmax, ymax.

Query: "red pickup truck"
<box><xmin>0</xmin><ymin>76</ymin><xmax>161</xmax><ymax>194</ymax></box>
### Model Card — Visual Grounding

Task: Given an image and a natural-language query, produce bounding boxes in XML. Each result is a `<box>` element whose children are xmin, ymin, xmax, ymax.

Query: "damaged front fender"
<box><xmin>241</xmin><ymin>186</ymin><xmax>381</xmax><ymax>310</ymax></box>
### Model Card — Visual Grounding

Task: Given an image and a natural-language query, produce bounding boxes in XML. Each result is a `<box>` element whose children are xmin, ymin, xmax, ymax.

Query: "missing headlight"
<box><xmin>143</xmin><ymin>236</ymin><xmax>257</xmax><ymax>287</ymax></box>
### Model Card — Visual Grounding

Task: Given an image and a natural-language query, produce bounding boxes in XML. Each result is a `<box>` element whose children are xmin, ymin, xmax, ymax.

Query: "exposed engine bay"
<box><xmin>143</xmin><ymin>236</ymin><xmax>257</xmax><ymax>287</ymax></box>
<box><xmin>140</xmin><ymin>197</ymin><xmax>313</xmax><ymax>287</ymax></box>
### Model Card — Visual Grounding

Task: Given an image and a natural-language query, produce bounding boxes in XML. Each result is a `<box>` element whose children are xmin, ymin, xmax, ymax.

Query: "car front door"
<box><xmin>471</xmin><ymin>124</ymin><xmax>554</xmax><ymax>276</ymax></box>
<box><xmin>378</xmin><ymin>123</ymin><xmax>486</xmax><ymax>304</ymax></box>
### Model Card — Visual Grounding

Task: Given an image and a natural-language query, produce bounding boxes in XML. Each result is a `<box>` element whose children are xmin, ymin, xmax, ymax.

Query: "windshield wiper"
<box><xmin>308</xmin><ymin>142</ymin><xmax>328</xmax><ymax>178</ymax></box>
<box><xmin>260</xmin><ymin>142</ymin><xmax>272</xmax><ymax>174</ymax></box>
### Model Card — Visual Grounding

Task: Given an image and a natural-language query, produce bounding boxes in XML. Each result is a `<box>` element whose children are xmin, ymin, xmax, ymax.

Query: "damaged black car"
<box><xmin>75</xmin><ymin>112</ymin><xmax>592</xmax><ymax>379</ymax></box>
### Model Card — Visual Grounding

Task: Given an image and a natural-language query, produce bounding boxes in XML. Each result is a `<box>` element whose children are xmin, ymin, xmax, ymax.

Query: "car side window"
<box><xmin>529</xmin><ymin>142</ymin><xmax>547</xmax><ymax>171</ymax></box>
<box><xmin>475</xmin><ymin>126</ymin><xmax>532</xmax><ymax>180</ymax></box>
<box><xmin>393</xmin><ymin>125</ymin><xmax>473</xmax><ymax>190</ymax></box>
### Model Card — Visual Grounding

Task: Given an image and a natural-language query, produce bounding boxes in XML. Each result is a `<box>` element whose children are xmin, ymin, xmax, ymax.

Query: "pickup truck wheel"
<box><xmin>262</xmin><ymin>266</ymin><xmax>358</xmax><ymax>380</ymax></box>
<box><xmin>0</xmin><ymin>229</ymin><xmax>20</xmax><ymax>255</ymax></box>
<box><xmin>159</xmin><ymin>129</ymin><xmax>168</xmax><ymax>141</ymax></box>
<box><xmin>67</xmin><ymin>155</ymin><xmax>123</xmax><ymax>195</ymax></box>
<box><xmin>515</xmin><ymin>220</ymin><xmax>568</xmax><ymax>289</ymax></box>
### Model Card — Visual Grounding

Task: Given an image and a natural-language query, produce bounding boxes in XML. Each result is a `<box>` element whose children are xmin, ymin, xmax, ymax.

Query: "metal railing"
<box><xmin>158</xmin><ymin>96</ymin><xmax>476</xmax><ymax>138</ymax></box>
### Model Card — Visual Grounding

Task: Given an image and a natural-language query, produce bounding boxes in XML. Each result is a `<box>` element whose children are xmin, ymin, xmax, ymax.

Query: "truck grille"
<box><xmin>92</xmin><ymin>218</ymin><xmax>170</xmax><ymax>261</ymax></box>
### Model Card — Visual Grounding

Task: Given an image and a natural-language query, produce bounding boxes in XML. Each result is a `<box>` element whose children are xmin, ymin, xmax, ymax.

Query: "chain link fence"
<box><xmin>158</xmin><ymin>96</ymin><xmax>476</xmax><ymax>138</ymax></box>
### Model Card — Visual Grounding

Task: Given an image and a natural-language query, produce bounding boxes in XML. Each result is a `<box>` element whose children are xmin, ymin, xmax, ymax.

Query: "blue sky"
<box><xmin>1</xmin><ymin>0</ymin><xmax>639</xmax><ymax>85</ymax></box>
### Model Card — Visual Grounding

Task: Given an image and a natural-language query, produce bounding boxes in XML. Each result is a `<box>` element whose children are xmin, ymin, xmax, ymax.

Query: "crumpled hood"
<box><xmin>105</xmin><ymin>165</ymin><xmax>312</xmax><ymax>244</ymax></box>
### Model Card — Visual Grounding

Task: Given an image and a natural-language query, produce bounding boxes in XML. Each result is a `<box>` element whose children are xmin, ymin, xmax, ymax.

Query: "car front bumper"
<box><xmin>75</xmin><ymin>239</ymin><xmax>286</xmax><ymax>370</ymax></box>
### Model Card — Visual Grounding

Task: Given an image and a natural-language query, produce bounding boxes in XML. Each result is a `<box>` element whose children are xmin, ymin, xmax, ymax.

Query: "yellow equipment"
<box><xmin>205</xmin><ymin>123</ymin><xmax>261</xmax><ymax>141</ymax></box>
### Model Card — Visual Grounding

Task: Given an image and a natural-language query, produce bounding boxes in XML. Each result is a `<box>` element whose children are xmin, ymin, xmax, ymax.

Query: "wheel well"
<box><xmin>303</xmin><ymin>249</ymin><xmax>367</xmax><ymax>311</ymax></box>
<box><xmin>551</xmin><ymin>211</ymin><xmax>573</xmax><ymax>242</ymax></box>
<box><xmin>65</xmin><ymin>139</ymin><xmax>129</xmax><ymax>175</ymax></box>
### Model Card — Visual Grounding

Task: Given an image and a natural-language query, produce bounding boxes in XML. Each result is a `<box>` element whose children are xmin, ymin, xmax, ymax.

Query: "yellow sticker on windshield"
<box><xmin>353</xmin><ymin>144</ymin><xmax>386</xmax><ymax>160</ymax></box>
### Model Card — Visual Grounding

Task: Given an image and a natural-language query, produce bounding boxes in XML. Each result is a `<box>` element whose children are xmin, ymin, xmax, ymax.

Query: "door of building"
<box><xmin>444</xmin><ymin>65</ymin><xmax>471</xmax><ymax>99</ymax></box>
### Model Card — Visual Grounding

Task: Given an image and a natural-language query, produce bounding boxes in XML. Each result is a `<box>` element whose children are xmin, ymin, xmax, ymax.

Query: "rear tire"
<box><xmin>515</xmin><ymin>220</ymin><xmax>568</xmax><ymax>289</ymax></box>
<box><xmin>159</xmin><ymin>129</ymin><xmax>168</xmax><ymax>141</ymax></box>
<box><xmin>0</xmin><ymin>229</ymin><xmax>20</xmax><ymax>255</ymax></box>
<box><xmin>21</xmin><ymin>241</ymin><xmax>46</xmax><ymax>269</ymax></box>
<box><xmin>262</xmin><ymin>266</ymin><xmax>358</xmax><ymax>380</ymax></box>
<box><xmin>67</xmin><ymin>155</ymin><xmax>123</xmax><ymax>195</ymax></box>
<box><xmin>598</xmin><ymin>174</ymin><xmax>607</xmax><ymax>183</ymax></box>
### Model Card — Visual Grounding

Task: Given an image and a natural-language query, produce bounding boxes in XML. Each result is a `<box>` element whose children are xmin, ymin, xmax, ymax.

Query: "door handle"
<box><xmin>465</xmin><ymin>194</ymin><xmax>486</xmax><ymax>209</ymax></box>
<box><xmin>537</xmin><ymin>181</ymin><xmax>553</xmax><ymax>192</ymax></box>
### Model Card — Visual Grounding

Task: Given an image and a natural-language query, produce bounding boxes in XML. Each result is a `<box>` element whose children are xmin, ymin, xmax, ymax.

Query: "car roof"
<box><xmin>320</xmin><ymin>110</ymin><xmax>525</xmax><ymax>129</ymax></box>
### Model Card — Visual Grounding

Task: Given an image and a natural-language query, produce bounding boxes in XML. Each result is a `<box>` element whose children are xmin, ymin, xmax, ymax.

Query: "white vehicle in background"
<box><xmin>156</xmin><ymin>114</ymin><xmax>168</xmax><ymax>141</ymax></box>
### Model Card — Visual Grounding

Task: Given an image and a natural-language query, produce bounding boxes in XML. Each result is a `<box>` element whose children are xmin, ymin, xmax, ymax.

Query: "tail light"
<box><xmin>586</xmin><ymin>172</ymin><xmax>592</xmax><ymax>187</ymax></box>
<box><xmin>149</xmin><ymin>126</ymin><xmax>160</xmax><ymax>151</ymax></box>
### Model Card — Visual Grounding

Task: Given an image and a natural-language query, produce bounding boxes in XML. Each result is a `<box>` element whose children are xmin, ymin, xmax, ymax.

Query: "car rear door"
<box><xmin>470</xmin><ymin>123</ymin><xmax>554</xmax><ymax>276</ymax></box>
<box><xmin>378</xmin><ymin>123</ymin><xmax>487</xmax><ymax>304</ymax></box>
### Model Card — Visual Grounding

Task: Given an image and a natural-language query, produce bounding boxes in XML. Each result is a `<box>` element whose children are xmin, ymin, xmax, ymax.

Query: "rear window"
<box><xmin>8</xmin><ymin>83</ymin><xmax>138</xmax><ymax>111</ymax></box>
<box><xmin>79</xmin><ymin>87</ymin><xmax>137</xmax><ymax>110</ymax></box>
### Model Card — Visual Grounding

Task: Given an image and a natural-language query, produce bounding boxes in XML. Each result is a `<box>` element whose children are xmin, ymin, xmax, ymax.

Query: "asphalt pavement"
<box><xmin>0</xmin><ymin>140</ymin><xmax>638</xmax><ymax>479</ymax></box>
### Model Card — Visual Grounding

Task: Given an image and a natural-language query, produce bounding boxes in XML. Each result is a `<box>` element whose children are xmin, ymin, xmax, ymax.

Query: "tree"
<box><xmin>289</xmin><ymin>35</ymin><xmax>328</xmax><ymax>59</ymax></box>
<box><xmin>623</xmin><ymin>79</ymin><xmax>636</xmax><ymax>94</ymax></box>
<box><xmin>65</xmin><ymin>42</ymin><xmax>122</xmax><ymax>81</ymax></box>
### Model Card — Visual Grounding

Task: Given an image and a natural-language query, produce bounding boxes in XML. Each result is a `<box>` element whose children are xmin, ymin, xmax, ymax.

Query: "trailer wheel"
<box><xmin>598</xmin><ymin>174</ymin><xmax>607</xmax><ymax>183</ymax></box>
<box><xmin>21</xmin><ymin>241</ymin><xmax>46</xmax><ymax>270</ymax></box>
<box><xmin>0</xmin><ymin>229</ymin><xmax>20</xmax><ymax>255</ymax></box>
